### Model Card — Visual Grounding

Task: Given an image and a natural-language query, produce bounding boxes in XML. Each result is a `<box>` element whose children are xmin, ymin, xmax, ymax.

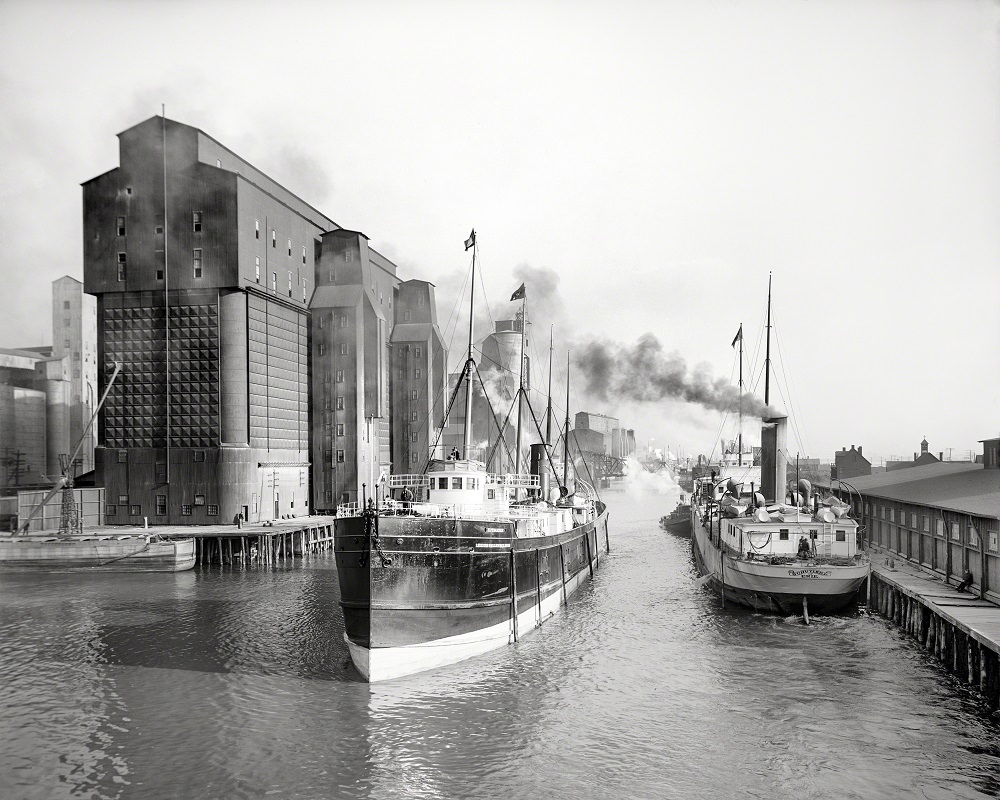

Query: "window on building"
<box><xmin>324</xmin><ymin>448</ymin><xmax>333</xmax><ymax>463</ymax></box>
<box><xmin>118</xmin><ymin>494</ymin><xmax>129</xmax><ymax>505</ymax></box>
<box><xmin>302</xmin><ymin>279</ymin><xmax>307</xmax><ymax>302</ymax></box>
<box><xmin>411</xmin><ymin>390</ymin><xmax>418</xmax><ymax>400</ymax></box>
<box><xmin>411</xmin><ymin>432</ymin><xmax>418</xmax><ymax>442</ymax></box>
<box><xmin>63</xmin><ymin>339</ymin><xmax>70</xmax><ymax>349</ymax></box>
<box><xmin>73</xmin><ymin>369</ymin><xmax>79</xmax><ymax>378</ymax></box>
<box><xmin>410</xmin><ymin>411</ymin><xmax>418</xmax><ymax>422</ymax></box>
<box><xmin>255</xmin><ymin>256</ymin><xmax>260</xmax><ymax>282</ymax></box>
<box><xmin>336</xmin><ymin>396</ymin><xmax>344</xmax><ymax>410</ymax></box>
<box><xmin>322</xmin><ymin>373</ymin><xmax>331</xmax><ymax>385</ymax></box>
<box><xmin>181</xmin><ymin>505</ymin><xmax>192</xmax><ymax>516</ymax></box>
<box><xmin>936</xmin><ymin>519</ymin><xmax>944</xmax><ymax>536</ymax></box>
<box><xmin>194</xmin><ymin>494</ymin><xmax>205</xmax><ymax>506</ymax></box>
<box><xmin>340</xmin><ymin>343</ymin><xmax>348</xmax><ymax>355</ymax></box>
<box><xmin>117</xmin><ymin>216</ymin><xmax>126</xmax><ymax>236</ymax></box>
<box><xmin>836</xmin><ymin>530</ymin><xmax>846</xmax><ymax>542</ymax></box>
<box><xmin>117</xmin><ymin>253</ymin><xmax>127</xmax><ymax>281</ymax></box>
<box><xmin>117</xmin><ymin>450</ymin><xmax>127</xmax><ymax>463</ymax></box>
<box><xmin>193</xmin><ymin>248</ymin><xmax>203</xmax><ymax>278</ymax></box>
<box><xmin>404</xmin><ymin>311</ymin><xmax>412</xmax><ymax>322</ymax></box>
<box><xmin>302</xmin><ymin>246</ymin><xmax>307</xmax><ymax>264</ymax></box>
<box><xmin>415</xmin><ymin>346</ymin><xmax>422</xmax><ymax>358</ymax></box>
<box><xmin>155</xmin><ymin>225</ymin><xmax>163</xmax><ymax>234</ymax></box>
<box><xmin>125</xmin><ymin>186</ymin><xmax>132</xmax><ymax>195</ymax></box>
<box><xmin>272</xmin><ymin>272</ymin><xmax>277</xmax><ymax>291</ymax></box>
<box><xmin>336</xmin><ymin>370</ymin><xmax>344</xmax><ymax>382</ymax></box>
<box><xmin>255</xmin><ymin>219</ymin><xmax>260</xmax><ymax>239</ymax></box>
<box><xmin>318</xmin><ymin>316</ymin><xmax>326</xmax><ymax>329</ymax></box>
<box><xmin>288</xmin><ymin>239</ymin><xmax>292</xmax><ymax>257</ymax></box>
<box><xmin>339</xmin><ymin>315</ymin><xmax>348</xmax><ymax>328</ymax></box>
<box><xmin>910</xmin><ymin>512</ymin><xmax>917</xmax><ymax>528</ymax></box>
<box><xmin>990</xmin><ymin>531</ymin><xmax>999</xmax><ymax>553</ymax></box>
<box><xmin>106</xmin><ymin>504</ymin><xmax>116</xmax><ymax>516</ymax></box>
<box><xmin>336</xmin><ymin>423</ymin><xmax>345</xmax><ymax>437</ymax></box>
<box><xmin>64</xmin><ymin>318</ymin><xmax>70</xmax><ymax>327</ymax></box>
<box><xmin>156</xmin><ymin>496</ymin><xmax>167</xmax><ymax>515</ymax></box>
<box><xmin>969</xmin><ymin>525</ymin><xmax>978</xmax><ymax>547</ymax></box>
<box><xmin>414</xmin><ymin>368</ymin><xmax>421</xmax><ymax>379</ymax></box>
<box><xmin>411</xmin><ymin>453</ymin><xmax>419</xmax><ymax>464</ymax></box>
<box><xmin>207</xmin><ymin>505</ymin><xmax>219</xmax><ymax>516</ymax></box>
<box><xmin>922</xmin><ymin>516</ymin><xmax>929</xmax><ymax>532</ymax></box>
<box><xmin>328</xmin><ymin>269</ymin><xmax>335</xmax><ymax>282</ymax></box>
<box><xmin>156</xmin><ymin>266</ymin><xmax>164</xmax><ymax>280</ymax></box>
<box><xmin>193</xmin><ymin>211</ymin><xmax>202</xmax><ymax>232</ymax></box>
<box><xmin>272</xmin><ymin>230</ymin><xmax>276</xmax><ymax>248</ymax></box>
<box><xmin>336</xmin><ymin>450</ymin><xmax>345</xmax><ymax>463</ymax></box>
<box><xmin>129</xmin><ymin>505</ymin><xmax>141</xmax><ymax>516</ymax></box>
<box><xmin>288</xmin><ymin>271</ymin><xmax>293</xmax><ymax>296</ymax></box>
<box><xmin>319</xmin><ymin>344</ymin><xmax>326</xmax><ymax>356</ymax></box>
<box><xmin>951</xmin><ymin>523</ymin><xmax>960</xmax><ymax>541</ymax></box>
<box><xmin>194</xmin><ymin>451</ymin><xmax>205</xmax><ymax>463</ymax></box>
<box><xmin>417</xmin><ymin>295</ymin><xmax>425</xmax><ymax>307</ymax></box>
<box><xmin>345</xmin><ymin>249</ymin><xmax>353</xmax><ymax>262</ymax></box>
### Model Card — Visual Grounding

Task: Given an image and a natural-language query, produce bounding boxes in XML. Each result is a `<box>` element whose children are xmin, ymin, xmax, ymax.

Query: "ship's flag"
<box><xmin>464</xmin><ymin>229</ymin><xmax>476</xmax><ymax>251</ymax></box>
<box><xmin>510</xmin><ymin>283</ymin><xmax>526</xmax><ymax>301</ymax></box>
<box><xmin>731</xmin><ymin>324</ymin><xmax>743</xmax><ymax>348</ymax></box>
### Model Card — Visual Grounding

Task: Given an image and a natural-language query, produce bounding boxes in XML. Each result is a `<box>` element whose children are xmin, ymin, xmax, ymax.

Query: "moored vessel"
<box><xmin>690</xmin><ymin>276</ymin><xmax>869</xmax><ymax>620</ymax></box>
<box><xmin>660</xmin><ymin>496</ymin><xmax>691</xmax><ymax>536</ymax></box>
<box><xmin>334</xmin><ymin>230</ymin><xmax>610</xmax><ymax>681</ymax></box>
<box><xmin>0</xmin><ymin>532</ymin><xmax>195</xmax><ymax>571</ymax></box>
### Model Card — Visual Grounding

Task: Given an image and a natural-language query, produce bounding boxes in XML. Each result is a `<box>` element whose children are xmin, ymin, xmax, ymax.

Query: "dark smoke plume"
<box><xmin>573</xmin><ymin>333</ymin><xmax>780</xmax><ymax>418</ymax></box>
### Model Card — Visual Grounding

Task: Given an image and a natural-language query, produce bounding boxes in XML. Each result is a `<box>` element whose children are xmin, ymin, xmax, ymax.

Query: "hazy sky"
<box><xmin>2</xmin><ymin>0</ymin><xmax>998</xmax><ymax>466</ymax></box>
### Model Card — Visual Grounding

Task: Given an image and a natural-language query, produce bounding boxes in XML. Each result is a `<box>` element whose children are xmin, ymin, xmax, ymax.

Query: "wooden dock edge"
<box><xmin>869</xmin><ymin>567</ymin><xmax>1000</xmax><ymax>713</ymax></box>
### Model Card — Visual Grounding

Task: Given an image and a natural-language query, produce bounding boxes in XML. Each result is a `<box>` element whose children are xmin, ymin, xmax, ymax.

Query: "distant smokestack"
<box><xmin>760</xmin><ymin>415</ymin><xmax>788</xmax><ymax>504</ymax></box>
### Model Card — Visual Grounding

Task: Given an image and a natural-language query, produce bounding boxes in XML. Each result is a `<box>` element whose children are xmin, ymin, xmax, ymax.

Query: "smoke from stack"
<box><xmin>572</xmin><ymin>333</ymin><xmax>780</xmax><ymax>418</ymax></box>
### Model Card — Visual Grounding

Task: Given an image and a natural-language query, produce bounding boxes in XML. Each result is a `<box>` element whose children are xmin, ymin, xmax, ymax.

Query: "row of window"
<box><xmin>116</xmin><ymin>450</ymin><xmax>207</xmax><ymax>463</ymax></box>
<box><xmin>254</xmin><ymin>219</ymin><xmax>308</xmax><ymax>264</ymax></box>
<box><xmin>253</xmin><ymin>259</ymin><xmax>309</xmax><ymax>301</ymax></box>
<box><xmin>323</xmin><ymin>449</ymin><xmax>346</xmax><ymax>463</ymax></box>
<box><xmin>432</xmin><ymin>476</ymin><xmax>479</xmax><ymax>490</ymax></box>
<box><xmin>115</xmin><ymin>212</ymin><xmax>201</xmax><ymax>238</ymax></box>
<box><xmin>106</xmin><ymin>502</ymin><xmax>219</xmax><ymax>516</ymax></box>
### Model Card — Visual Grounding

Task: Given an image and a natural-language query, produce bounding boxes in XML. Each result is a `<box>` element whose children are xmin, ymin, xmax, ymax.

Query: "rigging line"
<box><xmin>442</xmin><ymin>266</ymin><xmax>474</xmax><ymax>374</ymax></box>
<box><xmin>771</xmin><ymin>317</ymin><xmax>809</xmax><ymax>456</ymax></box>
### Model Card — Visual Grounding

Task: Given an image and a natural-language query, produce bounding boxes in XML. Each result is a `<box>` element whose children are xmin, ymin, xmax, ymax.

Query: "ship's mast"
<box><xmin>545</xmin><ymin>325</ymin><xmax>553</xmax><ymax>446</ymax></box>
<box><xmin>738</xmin><ymin>322</ymin><xmax>743</xmax><ymax>467</ymax></box>
<box><xmin>562</xmin><ymin>352</ymin><xmax>570</xmax><ymax>492</ymax></box>
<box><xmin>764</xmin><ymin>271</ymin><xmax>772</xmax><ymax>406</ymax></box>
<box><xmin>462</xmin><ymin>231</ymin><xmax>477</xmax><ymax>458</ymax></box>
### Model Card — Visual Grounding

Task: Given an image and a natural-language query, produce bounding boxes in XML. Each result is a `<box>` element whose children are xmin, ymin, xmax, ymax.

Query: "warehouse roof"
<box><xmin>834</xmin><ymin>462</ymin><xmax>999</xmax><ymax>519</ymax></box>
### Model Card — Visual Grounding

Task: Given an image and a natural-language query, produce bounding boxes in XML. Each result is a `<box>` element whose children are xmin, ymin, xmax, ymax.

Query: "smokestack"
<box><xmin>760</xmin><ymin>415</ymin><xmax>788</xmax><ymax>504</ymax></box>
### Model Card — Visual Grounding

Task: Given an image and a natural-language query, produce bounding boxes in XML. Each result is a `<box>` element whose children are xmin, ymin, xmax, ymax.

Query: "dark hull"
<box><xmin>660</xmin><ymin>506</ymin><xmax>691</xmax><ymax>536</ymax></box>
<box><xmin>335</xmin><ymin>504</ymin><xmax>610</xmax><ymax>681</ymax></box>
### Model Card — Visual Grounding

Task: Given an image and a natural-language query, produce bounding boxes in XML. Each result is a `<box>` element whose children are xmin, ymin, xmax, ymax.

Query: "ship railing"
<box><xmin>486</xmin><ymin>473</ymin><xmax>540</xmax><ymax>489</ymax></box>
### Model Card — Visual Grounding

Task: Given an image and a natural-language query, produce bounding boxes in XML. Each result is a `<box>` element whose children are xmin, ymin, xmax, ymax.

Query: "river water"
<box><xmin>1</xmin><ymin>484</ymin><xmax>998</xmax><ymax>800</ymax></box>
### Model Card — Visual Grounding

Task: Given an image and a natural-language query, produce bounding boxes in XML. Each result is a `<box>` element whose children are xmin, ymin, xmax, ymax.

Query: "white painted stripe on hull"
<box><xmin>349</xmin><ymin>559</ymin><xmax>595</xmax><ymax>682</ymax></box>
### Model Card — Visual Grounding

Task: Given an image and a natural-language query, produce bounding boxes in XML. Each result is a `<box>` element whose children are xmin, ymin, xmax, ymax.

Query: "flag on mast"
<box><xmin>731</xmin><ymin>324</ymin><xmax>743</xmax><ymax>348</ymax></box>
<box><xmin>464</xmin><ymin>229</ymin><xmax>476</xmax><ymax>251</ymax></box>
<box><xmin>510</xmin><ymin>283</ymin><xmax>526</xmax><ymax>301</ymax></box>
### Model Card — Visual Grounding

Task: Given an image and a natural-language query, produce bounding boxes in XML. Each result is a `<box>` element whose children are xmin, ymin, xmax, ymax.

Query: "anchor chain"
<box><xmin>361</xmin><ymin>505</ymin><xmax>392</xmax><ymax>568</ymax></box>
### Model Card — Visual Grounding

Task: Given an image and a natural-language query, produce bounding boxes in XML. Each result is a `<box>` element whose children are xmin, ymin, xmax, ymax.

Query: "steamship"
<box><xmin>690</xmin><ymin>277</ymin><xmax>869</xmax><ymax>620</ymax></box>
<box><xmin>334</xmin><ymin>231</ymin><xmax>609</xmax><ymax>682</ymax></box>
<box><xmin>690</xmin><ymin>415</ymin><xmax>869</xmax><ymax>619</ymax></box>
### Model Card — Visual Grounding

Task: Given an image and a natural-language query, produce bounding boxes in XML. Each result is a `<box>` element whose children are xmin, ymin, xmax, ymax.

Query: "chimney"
<box><xmin>760</xmin><ymin>415</ymin><xmax>788</xmax><ymax>504</ymax></box>
<box><xmin>858</xmin><ymin>446</ymin><xmax>862</xmax><ymax>456</ymax></box>
<box><xmin>939</xmin><ymin>451</ymin><xmax>943</xmax><ymax>461</ymax></box>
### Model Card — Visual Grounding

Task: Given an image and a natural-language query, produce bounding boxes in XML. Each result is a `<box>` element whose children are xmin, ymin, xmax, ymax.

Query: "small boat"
<box><xmin>660</xmin><ymin>497</ymin><xmax>691</xmax><ymax>536</ymax></box>
<box><xmin>335</xmin><ymin>230</ymin><xmax>610</xmax><ymax>681</ymax></box>
<box><xmin>4</xmin><ymin>361</ymin><xmax>195</xmax><ymax>573</ymax></box>
<box><xmin>690</xmin><ymin>276</ymin><xmax>869</xmax><ymax>620</ymax></box>
<box><xmin>0</xmin><ymin>532</ymin><xmax>196</xmax><ymax>571</ymax></box>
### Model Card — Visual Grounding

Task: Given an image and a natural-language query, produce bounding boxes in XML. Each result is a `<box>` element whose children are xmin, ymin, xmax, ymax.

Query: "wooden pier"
<box><xmin>868</xmin><ymin>546</ymin><xmax>1000</xmax><ymax>712</ymax></box>
<box><xmin>80</xmin><ymin>516</ymin><xmax>337</xmax><ymax>567</ymax></box>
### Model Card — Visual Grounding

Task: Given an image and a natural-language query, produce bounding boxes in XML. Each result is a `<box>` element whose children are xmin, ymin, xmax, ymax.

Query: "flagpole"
<box><xmin>514</xmin><ymin>294</ymin><xmax>526</xmax><ymax>479</ymax></box>
<box><xmin>462</xmin><ymin>230</ymin><xmax>476</xmax><ymax>459</ymax></box>
<box><xmin>545</xmin><ymin>325</ymin><xmax>553</xmax><ymax>446</ymax></box>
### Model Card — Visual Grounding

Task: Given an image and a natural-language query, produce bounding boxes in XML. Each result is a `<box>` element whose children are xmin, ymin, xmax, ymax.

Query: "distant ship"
<box><xmin>690</xmin><ymin>277</ymin><xmax>869</xmax><ymax>620</ymax></box>
<box><xmin>334</xmin><ymin>231</ymin><xmax>610</xmax><ymax>682</ymax></box>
